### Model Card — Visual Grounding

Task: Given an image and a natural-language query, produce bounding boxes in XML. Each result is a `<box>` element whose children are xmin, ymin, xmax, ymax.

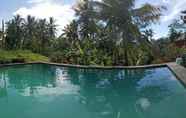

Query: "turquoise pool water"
<box><xmin>0</xmin><ymin>64</ymin><xmax>186</xmax><ymax>118</ymax></box>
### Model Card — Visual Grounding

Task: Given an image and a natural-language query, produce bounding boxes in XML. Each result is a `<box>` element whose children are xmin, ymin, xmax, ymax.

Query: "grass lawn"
<box><xmin>0</xmin><ymin>50</ymin><xmax>49</xmax><ymax>64</ymax></box>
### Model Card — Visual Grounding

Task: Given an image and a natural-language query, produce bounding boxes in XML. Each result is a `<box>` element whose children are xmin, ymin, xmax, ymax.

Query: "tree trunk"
<box><xmin>124</xmin><ymin>47</ymin><xmax>129</xmax><ymax>66</ymax></box>
<box><xmin>122</xmin><ymin>32</ymin><xmax>129</xmax><ymax>66</ymax></box>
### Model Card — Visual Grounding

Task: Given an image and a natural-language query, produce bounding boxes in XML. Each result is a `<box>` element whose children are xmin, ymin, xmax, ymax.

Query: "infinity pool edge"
<box><xmin>0</xmin><ymin>62</ymin><xmax>186</xmax><ymax>87</ymax></box>
<box><xmin>0</xmin><ymin>62</ymin><xmax>167</xmax><ymax>69</ymax></box>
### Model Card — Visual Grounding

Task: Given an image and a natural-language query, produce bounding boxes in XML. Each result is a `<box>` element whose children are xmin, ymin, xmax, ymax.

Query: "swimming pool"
<box><xmin>0</xmin><ymin>64</ymin><xmax>186</xmax><ymax>118</ymax></box>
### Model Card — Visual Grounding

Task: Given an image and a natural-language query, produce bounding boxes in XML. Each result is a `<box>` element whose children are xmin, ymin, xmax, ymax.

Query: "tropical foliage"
<box><xmin>50</xmin><ymin>0</ymin><xmax>164</xmax><ymax>66</ymax></box>
<box><xmin>1</xmin><ymin>0</ymin><xmax>185</xmax><ymax>66</ymax></box>
<box><xmin>5</xmin><ymin>15</ymin><xmax>56</xmax><ymax>54</ymax></box>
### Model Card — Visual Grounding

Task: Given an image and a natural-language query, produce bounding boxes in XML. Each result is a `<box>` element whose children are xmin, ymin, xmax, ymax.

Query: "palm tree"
<box><xmin>74</xmin><ymin>0</ymin><xmax>98</xmax><ymax>39</ymax></box>
<box><xmin>48</xmin><ymin>17</ymin><xmax>57</xmax><ymax>39</ymax></box>
<box><xmin>23</xmin><ymin>15</ymin><xmax>37</xmax><ymax>49</ymax></box>
<box><xmin>62</xmin><ymin>20</ymin><xmax>79</xmax><ymax>43</ymax></box>
<box><xmin>0</xmin><ymin>20</ymin><xmax>6</xmax><ymax>48</ymax></box>
<box><xmin>181</xmin><ymin>10</ymin><xmax>186</xmax><ymax>23</ymax></box>
<box><xmin>0</xmin><ymin>30</ymin><xmax>3</xmax><ymax>48</ymax></box>
<box><xmin>90</xmin><ymin>0</ymin><xmax>164</xmax><ymax>65</ymax></box>
<box><xmin>5</xmin><ymin>15</ymin><xmax>24</xmax><ymax>49</ymax></box>
<box><xmin>13</xmin><ymin>15</ymin><xmax>24</xmax><ymax>49</ymax></box>
<box><xmin>36</xmin><ymin>19</ymin><xmax>48</xmax><ymax>53</ymax></box>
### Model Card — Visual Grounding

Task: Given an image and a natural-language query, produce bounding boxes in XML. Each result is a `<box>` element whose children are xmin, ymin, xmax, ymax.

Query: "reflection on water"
<box><xmin>0</xmin><ymin>64</ymin><xmax>186</xmax><ymax>118</ymax></box>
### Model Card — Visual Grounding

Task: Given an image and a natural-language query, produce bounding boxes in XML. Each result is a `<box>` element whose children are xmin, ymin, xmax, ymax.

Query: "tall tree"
<box><xmin>74</xmin><ymin>0</ymin><xmax>98</xmax><ymax>39</ymax></box>
<box><xmin>5</xmin><ymin>15</ymin><xmax>24</xmax><ymax>49</ymax></box>
<box><xmin>90</xmin><ymin>0</ymin><xmax>163</xmax><ymax>65</ymax></box>
<box><xmin>36</xmin><ymin>19</ymin><xmax>48</xmax><ymax>53</ymax></box>
<box><xmin>181</xmin><ymin>10</ymin><xmax>186</xmax><ymax>23</ymax></box>
<box><xmin>62</xmin><ymin>20</ymin><xmax>79</xmax><ymax>44</ymax></box>
<box><xmin>48</xmin><ymin>17</ymin><xmax>57</xmax><ymax>39</ymax></box>
<box><xmin>168</xmin><ymin>26</ymin><xmax>181</xmax><ymax>42</ymax></box>
<box><xmin>23</xmin><ymin>15</ymin><xmax>37</xmax><ymax>49</ymax></box>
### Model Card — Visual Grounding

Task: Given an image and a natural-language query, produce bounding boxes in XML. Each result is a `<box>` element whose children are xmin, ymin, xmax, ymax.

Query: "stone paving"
<box><xmin>167</xmin><ymin>62</ymin><xmax>186</xmax><ymax>86</ymax></box>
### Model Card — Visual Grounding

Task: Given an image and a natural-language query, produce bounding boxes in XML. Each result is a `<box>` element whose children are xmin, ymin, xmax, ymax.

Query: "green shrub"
<box><xmin>162</xmin><ymin>44</ymin><xmax>186</xmax><ymax>61</ymax></box>
<box><xmin>50</xmin><ymin>51</ymin><xmax>65</xmax><ymax>63</ymax></box>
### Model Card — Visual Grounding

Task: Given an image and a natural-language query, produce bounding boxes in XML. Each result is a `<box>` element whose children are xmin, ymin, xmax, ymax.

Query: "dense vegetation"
<box><xmin>0</xmin><ymin>0</ymin><xmax>185</xmax><ymax>66</ymax></box>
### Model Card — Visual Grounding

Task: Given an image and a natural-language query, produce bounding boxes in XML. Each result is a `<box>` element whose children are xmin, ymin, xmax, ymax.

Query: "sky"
<box><xmin>0</xmin><ymin>0</ymin><xmax>186</xmax><ymax>39</ymax></box>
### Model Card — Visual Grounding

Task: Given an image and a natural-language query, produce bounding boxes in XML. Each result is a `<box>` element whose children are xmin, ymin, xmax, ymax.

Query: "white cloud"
<box><xmin>14</xmin><ymin>0</ymin><xmax>75</xmax><ymax>36</ymax></box>
<box><xmin>162</xmin><ymin>0</ymin><xmax>169</xmax><ymax>3</ymax></box>
<box><xmin>27</xmin><ymin>0</ymin><xmax>50</xmax><ymax>4</ymax></box>
<box><xmin>135</xmin><ymin>0</ymin><xmax>186</xmax><ymax>23</ymax></box>
<box><xmin>161</xmin><ymin>0</ymin><xmax>186</xmax><ymax>22</ymax></box>
<box><xmin>12</xmin><ymin>0</ymin><xmax>186</xmax><ymax>39</ymax></box>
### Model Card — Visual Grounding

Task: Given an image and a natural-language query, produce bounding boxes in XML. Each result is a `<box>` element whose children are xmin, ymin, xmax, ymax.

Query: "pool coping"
<box><xmin>38</xmin><ymin>62</ymin><xmax>168</xmax><ymax>69</ymax></box>
<box><xmin>0</xmin><ymin>62</ymin><xmax>167</xmax><ymax>69</ymax></box>
<box><xmin>166</xmin><ymin>63</ymin><xmax>186</xmax><ymax>87</ymax></box>
<box><xmin>0</xmin><ymin>62</ymin><xmax>186</xmax><ymax>86</ymax></box>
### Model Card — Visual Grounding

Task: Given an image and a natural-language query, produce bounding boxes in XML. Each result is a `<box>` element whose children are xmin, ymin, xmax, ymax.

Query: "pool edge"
<box><xmin>39</xmin><ymin>62</ymin><xmax>167</xmax><ymax>69</ymax></box>
<box><xmin>0</xmin><ymin>62</ymin><xmax>167</xmax><ymax>69</ymax></box>
<box><xmin>166</xmin><ymin>63</ymin><xmax>186</xmax><ymax>87</ymax></box>
<box><xmin>1</xmin><ymin>62</ymin><xmax>186</xmax><ymax>86</ymax></box>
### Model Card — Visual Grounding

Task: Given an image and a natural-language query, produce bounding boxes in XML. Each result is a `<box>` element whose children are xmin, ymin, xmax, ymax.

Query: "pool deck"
<box><xmin>0</xmin><ymin>62</ymin><xmax>186</xmax><ymax>86</ymax></box>
<box><xmin>167</xmin><ymin>63</ymin><xmax>186</xmax><ymax>87</ymax></box>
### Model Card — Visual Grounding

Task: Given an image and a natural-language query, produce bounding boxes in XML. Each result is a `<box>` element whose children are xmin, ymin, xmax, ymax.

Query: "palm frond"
<box><xmin>132</xmin><ymin>4</ymin><xmax>166</xmax><ymax>27</ymax></box>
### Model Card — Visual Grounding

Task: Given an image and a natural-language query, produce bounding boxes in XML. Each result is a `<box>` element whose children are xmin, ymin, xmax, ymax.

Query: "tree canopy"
<box><xmin>0</xmin><ymin>0</ymin><xmax>176</xmax><ymax>66</ymax></box>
